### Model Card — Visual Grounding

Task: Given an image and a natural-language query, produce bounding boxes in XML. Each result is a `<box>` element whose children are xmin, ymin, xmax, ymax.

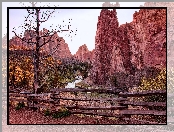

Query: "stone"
<box><xmin>9</xmin><ymin>28</ymin><xmax>72</xmax><ymax>59</ymax></box>
<box><xmin>93</xmin><ymin>9</ymin><xmax>119</xmax><ymax>85</ymax></box>
<box><xmin>92</xmin><ymin>8</ymin><xmax>166</xmax><ymax>86</ymax></box>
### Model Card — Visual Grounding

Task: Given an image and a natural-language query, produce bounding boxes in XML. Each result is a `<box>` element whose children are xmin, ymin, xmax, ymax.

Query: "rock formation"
<box><xmin>92</xmin><ymin>8</ymin><xmax>166</xmax><ymax>86</ymax></box>
<box><xmin>74</xmin><ymin>44</ymin><xmax>95</xmax><ymax>63</ymax></box>
<box><xmin>74</xmin><ymin>44</ymin><xmax>90</xmax><ymax>62</ymax></box>
<box><xmin>9</xmin><ymin>28</ymin><xmax>72</xmax><ymax>59</ymax></box>
<box><xmin>54</xmin><ymin>37</ymin><xmax>72</xmax><ymax>59</ymax></box>
<box><xmin>93</xmin><ymin>9</ymin><xmax>119</xmax><ymax>85</ymax></box>
<box><xmin>141</xmin><ymin>2</ymin><xmax>173</xmax><ymax>67</ymax></box>
<box><xmin>128</xmin><ymin>9</ymin><xmax>166</xmax><ymax>69</ymax></box>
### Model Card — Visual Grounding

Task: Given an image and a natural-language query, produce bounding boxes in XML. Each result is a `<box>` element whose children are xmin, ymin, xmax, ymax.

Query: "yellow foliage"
<box><xmin>139</xmin><ymin>68</ymin><xmax>166</xmax><ymax>91</ymax></box>
<box><xmin>9</xmin><ymin>55</ymin><xmax>34</xmax><ymax>88</ymax></box>
<box><xmin>139</xmin><ymin>68</ymin><xmax>166</xmax><ymax>103</ymax></box>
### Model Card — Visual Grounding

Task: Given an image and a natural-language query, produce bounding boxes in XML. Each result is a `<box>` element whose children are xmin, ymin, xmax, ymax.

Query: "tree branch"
<box><xmin>39</xmin><ymin>9</ymin><xmax>55</xmax><ymax>23</ymax></box>
<box><xmin>38</xmin><ymin>32</ymin><xmax>57</xmax><ymax>49</ymax></box>
<box><xmin>12</xmin><ymin>31</ymin><xmax>38</xmax><ymax>46</ymax></box>
<box><xmin>41</xmin><ymin>42</ymin><xmax>60</xmax><ymax>59</ymax></box>
<box><xmin>25</xmin><ymin>9</ymin><xmax>35</xmax><ymax>22</ymax></box>
<box><xmin>12</xmin><ymin>31</ymin><xmax>27</xmax><ymax>42</ymax></box>
<box><xmin>40</xmin><ymin>29</ymin><xmax>54</xmax><ymax>38</ymax></box>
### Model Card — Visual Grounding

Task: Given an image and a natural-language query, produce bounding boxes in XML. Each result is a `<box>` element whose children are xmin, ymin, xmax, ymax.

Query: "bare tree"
<box><xmin>12</xmin><ymin>2</ymin><xmax>77</xmax><ymax>93</ymax></box>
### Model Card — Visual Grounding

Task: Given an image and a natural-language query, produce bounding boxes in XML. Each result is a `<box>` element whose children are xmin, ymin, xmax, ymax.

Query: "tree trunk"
<box><xmin>33</xmin><ymin>9</ymin><xmax>40</xmax><ymax>94</ymax></box>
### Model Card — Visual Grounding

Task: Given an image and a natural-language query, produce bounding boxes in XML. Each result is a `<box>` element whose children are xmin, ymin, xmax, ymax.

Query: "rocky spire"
<box><xmin>92</xmin><ymin>8</ymin><xmax>166</xmax><ymax>86</ymax></box>
<box><xmin>93</xmin><ymin>9</ymin><xmax>119</xmax><ymax>85</ymax></box>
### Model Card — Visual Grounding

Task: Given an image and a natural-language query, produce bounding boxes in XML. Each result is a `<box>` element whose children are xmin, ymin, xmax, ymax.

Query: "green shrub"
<box><xmin>43</xmin><ymin>108</ymin><xmax>51</xmax><ymax>116</ymax></box>
<box><xmin>15</xmin><ymin>102</ymin><xmax>25</xmax><ymax>110</ymax></box>
<box><xmin>52</xmin><ymin>107</ymin><xmax>71</xmax><ymax>119</ymax></box>
<box><xmin>109</xmin><ymin>72</ymin><xmax>128</xmax><ymax>88</ymax></box>
<box><xmin>75</xmin><ymin>81</ymin><xmax>91</xmax><ymax>89</ymax></box>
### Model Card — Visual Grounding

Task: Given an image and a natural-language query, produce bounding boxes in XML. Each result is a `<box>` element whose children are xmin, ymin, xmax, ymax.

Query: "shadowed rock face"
<box><xmin>92</xmin><ymin>8</ymin><xmax>166</xmax><ymax>86</ymax></box>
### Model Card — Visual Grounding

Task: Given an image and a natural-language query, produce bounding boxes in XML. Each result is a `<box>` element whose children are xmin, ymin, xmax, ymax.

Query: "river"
<box><xmin>65</xmin><ymin>75</ymin><xmax>83</xmax><ymax>88</ymax></box>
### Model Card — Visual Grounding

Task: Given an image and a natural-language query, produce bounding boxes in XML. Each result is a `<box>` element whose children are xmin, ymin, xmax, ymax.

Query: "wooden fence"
<box><xmin>9</xmin><ymin>87</ymin><xmax>167</xmax><ymax>124</ymax></box>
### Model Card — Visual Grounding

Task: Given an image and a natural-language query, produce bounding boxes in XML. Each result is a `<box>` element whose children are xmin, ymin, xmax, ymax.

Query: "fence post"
<box><xmin>118</xmin><ymin>89</ymin><xmax>131</xmax><ymax>123</ymax></box>
<box><xmin>52</xmin><ymin>91</ymin><xmax>60</xmax><ymax>107</ymax></box>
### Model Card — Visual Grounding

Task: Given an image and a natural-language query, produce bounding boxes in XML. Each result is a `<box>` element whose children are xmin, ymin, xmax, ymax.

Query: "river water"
<box><xmin>65</xmin><ymin>76</ymin><xmax>83</xmax><ymax>88</ymax></box>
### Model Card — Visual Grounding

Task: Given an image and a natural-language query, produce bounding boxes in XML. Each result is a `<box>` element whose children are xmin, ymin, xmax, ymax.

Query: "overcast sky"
<box><xmin>2</xmin><ymin>2</ymin><xmax>145</xmax><ymax>54</ymax></box>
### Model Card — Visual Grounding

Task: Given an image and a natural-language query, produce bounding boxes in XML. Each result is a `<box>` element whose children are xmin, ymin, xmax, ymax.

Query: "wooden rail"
<box><xmin>9</xmin><ymin>88</ymin><xmax>167</xmax><ymax>124</ymax></box>
<box><xmin>65</xmin><ymin>105</ymin><xmax>127</xmax><ymax>110</ymax></box>
<box><xmin>51</xmin><ymin>87</ymin><xmax>122</xmax><ymax>94</ymax></box>
<box><xmin>50</xmin><ymin>97</ymin><xmax>128</xmax><ymax>102</ymax></box>
<box><xmin>118</xmin><ymin>90</ymin><xmax>166</xmax><ymax>97</ymax></box>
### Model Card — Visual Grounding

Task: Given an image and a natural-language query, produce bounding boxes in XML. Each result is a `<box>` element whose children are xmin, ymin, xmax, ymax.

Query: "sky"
<box><xmin>2</xmin><ymin>2</ymin><xmax>145</xmax><ymax>55</ymax></box>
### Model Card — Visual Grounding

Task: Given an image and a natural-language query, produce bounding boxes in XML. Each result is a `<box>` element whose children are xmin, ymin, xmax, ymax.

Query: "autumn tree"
<box><xmin>9</xmin><ymin>54</ymin><xmax>34</xmax><ymax>90</ymax></box>
<box><xmin>11</xmin><ymin>2</ymin><xmax>77</xmax><ymax>93</ymax></box>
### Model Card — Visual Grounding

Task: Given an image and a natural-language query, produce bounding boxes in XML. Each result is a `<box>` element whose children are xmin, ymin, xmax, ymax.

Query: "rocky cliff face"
<box><xmin>9</xmin><ymin>28</ymin><xmax>72</xmax><ymax>59</ymax></box>
<box><xmin>93</xmin><ymin>9</ymin><xmax>119</xmax><ymax>85</ymax></box>
<box><xmin>74</xmin><ymin>44</ymin><xmax>95</xmax><ymax>63</ymax></box>
<box><xmin>142</xmin><ymin>2</ymin><xmax>172</xmax><ymax>67</ymax></box>
<box><xmin>74</xmin><ymin>44</ymin><xmax>90</xmax><ymax>62</ymax></box>
<box><xmin>54</xmin><ymin>37</ymin><xmax>72</xmax><ymax>59</ymax></box>
<box><xmin>92</xmin><ymin>8</ymin><xmax>166</xmax><ymax>86</ymax></box>
<box><xmin>130</xmin><ymin>9</ymin><xmax>166</xmax><ymax>69</ymax></box>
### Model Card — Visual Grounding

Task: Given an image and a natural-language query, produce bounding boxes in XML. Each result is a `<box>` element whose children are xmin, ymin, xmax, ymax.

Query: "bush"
<box><xmin>52</xmin><ymin>107</ymin><xmax>71</xmax><ymax>118</ymax></box>
<box><xmin>75</xmin><ymin>81</ymin><xmax>91</xmax><ymax>89</ymax></box>
<box><xmin>138</xmin><ymin>68</ymin><xmax>166</xmax><ymax>122</ymax></box>
<box><xmin>139</xmin><ymin>68</ymin><xmax>166</xmax><ymax>103</ymax></box>
<box><xmin>9</xmin><ymin>55</ymin><xmax>34</xmax><ymax>90</ymax></box>
<box><xmin>39</xmin><ymin>57</ymin><xmax>93</xmax><ymax>92</ymax></box>
<box><xmin>9</xmin><ymin>53</ymin><xmax>92</xmax><ymax>93</ymax></box>
<box><xmin>139</xmin><ymin>68</ymin><xmax>166</xmax><ymax>92</ymax></box>
<box><xmin>43</xmin><ymin>108</ymin><xmax>51</xmax><ymax>116</ymax></box>
<box><xmin>109</xmin><ymin>72</ymin><xmax>128</xmax><ymax>88</ymax></box>
<box><xmin>15</xmin><ymin>102</ymin><xmax>25</xmax><ymax>110</ymax></box>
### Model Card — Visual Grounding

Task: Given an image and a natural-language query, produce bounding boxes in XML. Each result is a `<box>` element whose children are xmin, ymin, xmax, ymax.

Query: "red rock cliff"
<box><xmin>74</xmin><ymin>44</ymin><xmax>95</xmax><ymax>63</ymax></box>
<box><xmin>142</xmin><ymin>2</ymin><xmax>171</xmax><ymax>67</ymax></box>
<box><xmin>92</xmin><ymin>8</ymin><xmax>166</xmax><ymax>85</ymax></box>
<box><xmin>93</xmin><ymin>9</ymin><xmax>119</xmax><ymax>85</ymax></box>
<box><xmin>130</xmin><ymin>9</ymin><xmax>166</xmax><ymax>69</ymax></box>
<box><xmin>9</xmin><ymin>28</ymin><xmax>72</xmax><ymax>59</ymax></box>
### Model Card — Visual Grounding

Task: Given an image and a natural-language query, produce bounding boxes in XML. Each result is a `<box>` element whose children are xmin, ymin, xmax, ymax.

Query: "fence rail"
<box><xmin>9</xmin><ymin>87</ymin><xmax>167</xmax><ymax>124</ymax></box>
